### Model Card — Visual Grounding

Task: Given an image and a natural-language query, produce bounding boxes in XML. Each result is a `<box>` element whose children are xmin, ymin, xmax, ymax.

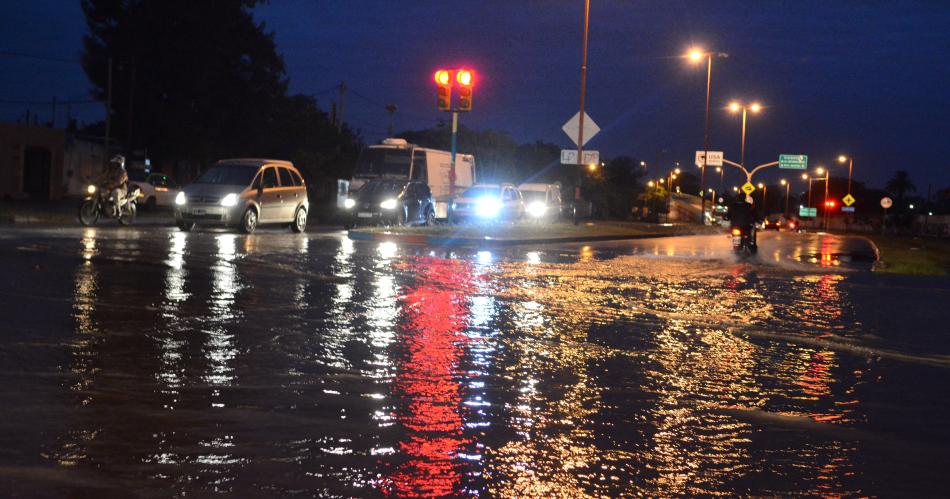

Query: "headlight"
<box><xmin>344</xmin><ymin>198</ymin><xmax>356</xmax><ymax>209</ymax></box>
<box><xmin>175</xmin><ymin>192</ymin><xmax>187</xmax><ymax>206</ymax></box>
<box><xmin>476</xmin><ymin>198</ymin><xmax>502</xmax><ymax>218</ymax></box>
<box><xmin>380</xmin><ymin>198</ymin><xmax>398</xmax><ymax>210</ymax></box>
<box><xmin>86</xmin><ymin>185</ymin><xmax>96</xmax><ymax>194</ymax></box>
<box><xmin>220</xmin><ymin>193</ymin><xmax>239</xmax><ymax>207</ymax></box>
<box><xmin>527</xmin><ymin>201</ymin><xmax>547</xmax><ymax>218</ymax></box>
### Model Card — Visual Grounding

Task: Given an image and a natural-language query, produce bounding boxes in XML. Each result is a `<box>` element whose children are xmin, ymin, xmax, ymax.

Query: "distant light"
<box><xmin>674</xmin><ymin>168</ymin><xmax>681</xmax><ymax>174</ymax></box>
<box><xmin>802</xmin><ymin>173</ymin><xmax>809</xmax><ymax>180</ymax></box>
<box><xmin>640</xmin><ymin>161</ymin><xmax>646</xmax><ymax>167</ymax></box>
<box><xmin>750</xmin><ymin>102</ymin><xmax>762</xmax><ymax>113</ymax></box>
<box><xmin>757</xmin><ymin>182</ymin><xmax>764</xmax><ymax>188</ymax></box>
<box><xmin>729</xmin><ymin>102</ymin><xmax>740</xmax><ymax>113</ymax></box>
<box><xmin>587</xmin><ymin>163</ymin><xmax>597</xmax><ymax>172</ymax></box>
<box><xmin>648</xmin><ymin>181</ymin><xmax>655</xmax><ymax>187</ymax></box>
<box><xmin>780</xmin><ymin>179</ymin><xmax>787</xmax><ymax>185</ymax></box>
<box><xmin>816</xmin><ymin>167</ymin><xmax>825</xmax><ymax>175</ymax></box>
<box><xmin>929</xmin><ymin>211</ymin><xmax>933</xmax><ymax>216</ymax></box>
<box><xmin>909</xmin><ymin>204</ymin><xmax>915</xmax><ymax>209</ymax></box>
<box><xmin>687</xmin><ymin>48</ymin><xmax>704</xmax><ymax>62</ymax></box>
<box><xmin>838</xmin><ymin>155</ymin><xmax>848</xmax><ymax>163</ymax></box>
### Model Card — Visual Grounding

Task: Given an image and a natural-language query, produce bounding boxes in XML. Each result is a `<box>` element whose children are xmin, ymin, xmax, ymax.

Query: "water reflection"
<box><xmin>382</xmin><ymin>256</ymin><xmax>476</xmax><ymax>497</ymax></box>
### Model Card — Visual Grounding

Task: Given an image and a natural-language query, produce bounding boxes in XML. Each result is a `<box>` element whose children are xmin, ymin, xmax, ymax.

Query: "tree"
<box><xmin>885</xmin><ymin>170</ymin><xmax>917</xmax><ymax>205</ymax></box>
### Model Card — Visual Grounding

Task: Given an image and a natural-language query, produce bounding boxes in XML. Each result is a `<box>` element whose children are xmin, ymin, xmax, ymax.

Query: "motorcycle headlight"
<box><xmin>380</xmin><ymin>198</ymin><xmax>398</xmax><ymax>210</ymax></box>
<box><xmin>476</xmin><ymin>198</ymin><xmax>502</xmax><ymax>218</ymax></box>
<box><xmin>344</xmin><ymin>198</ymin><xmax>356</xmax><ymax>209</ymax></box>
<box><xmin>86</xmin><ymin>185</ymin><xmax>96</xmax><ymax>194</ymax></box>
<box><xmin>527</xmin><ymin>201</ymin><xmax>547</xmax><ymax>218</ymax></box>
<box><xmin>175</xmin><ymin>192</ymin><xmax>187</xmax><ymax>206</ymax></box>
<box><xmin>220</xmin><ymin>193</ymin><xmax>239</xmax><ymax>207</ymax></box>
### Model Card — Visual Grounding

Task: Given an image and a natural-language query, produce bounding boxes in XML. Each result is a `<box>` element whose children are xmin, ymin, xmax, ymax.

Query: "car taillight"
<box><xmin>731</xmin><ymin>228</ymin><xmax>741</xmax><ymax>236</ymax></box>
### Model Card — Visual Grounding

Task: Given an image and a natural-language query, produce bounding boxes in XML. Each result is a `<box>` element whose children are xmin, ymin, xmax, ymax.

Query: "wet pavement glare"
<box><xmin>1</xmin><ymin>227</ymin><xmax>949</xmax><ymax>497</ymax></box>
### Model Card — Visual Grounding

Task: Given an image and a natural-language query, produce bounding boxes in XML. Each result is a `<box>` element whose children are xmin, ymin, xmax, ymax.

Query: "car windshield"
<box><xmin>521</xmin><ymin>191</ymin><xmax>547</xmax><ymax>202</ymax></box>
<box><xmin>195</xmin><ymin>164</ymin><xmax>260</xmax><ymax>186</ymax></box>
<box><xmin>461</xmin><ymin>186</ymin><xmax>500</xmax><ymax>198</ymax></box>
<box><xmin>353</xmin><ymin>148</ymin><xmax>411</xmax><ymax>177</ymax></box>
<box><xmin>361</xmin><ymin>181</ymin><xmax>404</xmax><ymax>196</ymax></box>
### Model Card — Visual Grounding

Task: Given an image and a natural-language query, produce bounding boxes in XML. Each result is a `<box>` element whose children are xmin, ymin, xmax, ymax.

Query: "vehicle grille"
<box><xmin>191</xmin><ymin>195</ymin><xmax>222</xmax><ymax>204</ymax></box>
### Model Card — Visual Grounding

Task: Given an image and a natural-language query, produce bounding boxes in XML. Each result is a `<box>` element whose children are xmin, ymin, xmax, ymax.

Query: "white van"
<box><xmin>518</xmin><ymin>182</ymin><xmax>563</xmax><ymax>221</ymax></box>
<box><xmin>345</xmin><ymin>138</ymin><xmax>475</xmax><ymax>219</ymax></box>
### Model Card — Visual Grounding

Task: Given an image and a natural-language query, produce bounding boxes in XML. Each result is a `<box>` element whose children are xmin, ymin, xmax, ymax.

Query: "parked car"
<box><xmin>174</xmin><ymin>159</ymin><xmax>308</xmax><ymax>233</ymax></box>
<box><xmin>450</xmin><ymin>183</ymin><xmax>524</xmax><ymax>223</ymax></box>
<box><xmin>518</xmin><ymin>182</ymin><xmax>562</xmax><ymax>221</ymax></box>
<box><xmin>128</xmin><ymin>171</ymin><xmax>180</xmax><ymax>209</ymax></box>
<box><xmin>343</xmin><ymin>179</ymin><xmax>435</xmax><ymax>228</ymax></box>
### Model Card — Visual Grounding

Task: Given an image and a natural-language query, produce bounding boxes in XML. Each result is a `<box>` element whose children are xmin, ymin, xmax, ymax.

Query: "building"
<box><xmin>0</xmin><ymin>122</ymin><xmax>109</xmax><ymax>200</ymax></box>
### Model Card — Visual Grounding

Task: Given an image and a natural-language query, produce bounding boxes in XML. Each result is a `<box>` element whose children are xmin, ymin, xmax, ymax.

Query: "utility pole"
<box><xmin>574</xmin><ymin>0</ymin><xmax>591</xmax><ymax>225</ymax></box>
<box><xmin>127</xmin><ymin>61</ymin><xmax>136</xmax><ymax>151</ymax></box>
<box><xmin>104</xmin><ymin>57</ymin><xmax>113</xmax><ymax>167</ymax></box>
<box><xmin>385</xmin><ymin>103</ymin><xmax>397</xmax><ymax>137</ymax></box>
<box><xmin>337</xmin><ymin>81</ymin><xmax>346</xmax><ymax>132</ymax></box>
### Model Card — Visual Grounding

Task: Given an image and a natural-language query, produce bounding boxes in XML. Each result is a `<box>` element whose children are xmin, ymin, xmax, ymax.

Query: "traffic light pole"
<box><xmin>450</xmin><ymin>111</ymin><xmax>458</xmax><ymax>200</ymax></box>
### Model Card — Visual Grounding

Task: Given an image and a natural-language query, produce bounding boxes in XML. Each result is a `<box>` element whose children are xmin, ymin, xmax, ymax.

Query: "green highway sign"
<box><xmin>779</xmin><ymin>154</ymin><xmax>808</xmax><ymax>170</ymax></box>
<box><xmin>799</xmin><ymin>206</ymin><xmax>817</xmax><ymax>217</ymax></box>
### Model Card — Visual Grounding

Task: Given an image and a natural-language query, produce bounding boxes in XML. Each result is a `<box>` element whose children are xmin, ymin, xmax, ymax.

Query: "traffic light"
<box><xmin>434</xmin><ymin>69</ymin><xmax>452</xmax><ymax>111</ymax></box>
<box><xmin>456</xmin><ymin>69</ymin><xmax>473</xmax><ymax>112</ymax></box>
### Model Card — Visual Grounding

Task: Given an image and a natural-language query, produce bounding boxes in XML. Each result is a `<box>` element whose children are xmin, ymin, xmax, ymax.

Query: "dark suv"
<box><xmin>344</xmin><ymin>179</ymin><xmax>435</xmax><ymax>227</ymax></box>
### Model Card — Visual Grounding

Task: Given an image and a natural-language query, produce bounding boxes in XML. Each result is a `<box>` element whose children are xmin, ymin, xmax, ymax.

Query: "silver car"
<box><xmin>174</xmin><ymin>159</ymin><xmax>308</xmax><ymax>233</ymax></box>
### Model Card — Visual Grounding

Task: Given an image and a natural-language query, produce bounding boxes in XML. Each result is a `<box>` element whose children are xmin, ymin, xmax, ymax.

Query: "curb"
<box><xmin>347</xmin><ymin>229</ymin><xmax>694</xmax><ymax>247</ymax></box>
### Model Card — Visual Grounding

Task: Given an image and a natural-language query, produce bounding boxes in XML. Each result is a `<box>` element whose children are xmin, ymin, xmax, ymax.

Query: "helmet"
<box><xmin>110</xmin><ymin>154</ymin><xmax>126</xmax><ymax>169</ymax></box>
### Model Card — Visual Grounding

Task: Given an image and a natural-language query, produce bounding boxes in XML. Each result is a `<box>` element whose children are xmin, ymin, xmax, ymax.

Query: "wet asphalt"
<box><xmin>0</xmin><ymin>225</ymin><xmax>949</xmax><ymax>497</ymax></box>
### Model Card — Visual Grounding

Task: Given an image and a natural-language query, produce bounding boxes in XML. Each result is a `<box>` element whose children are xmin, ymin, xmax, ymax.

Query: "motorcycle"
<box><xmin>78</xmin><ymin>184</ymin><xmax>141</xmax><ymax>226</ymax></box>
<box><xmin>731</xmin><ymin>224</ymin><xmax>758</xmax><ymax>255</ymax></box>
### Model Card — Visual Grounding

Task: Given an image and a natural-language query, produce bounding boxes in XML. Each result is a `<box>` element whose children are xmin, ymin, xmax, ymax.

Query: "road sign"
<box><xmin>779</xmin><ymin>154</ymin><xmax>808</xmax><ymax>170</ymax></box>
<box><xmin>842</xmin><ymin>193</ymin><xmax>856</xmax><ymax>207</ymax></box>
<box><xmin>841</xmin><ymin>206</ymin><xmax>855</xmax><ymax>213</ymax></box>
<box><xmin>560</xmin><ymin>149</ymin><xmax>600</xmax><ymax>165</ymax></box>
<box><xmin>799</xmin><ymin>206</ymin><xmax>817</xmax><ymax>217</ymax></box>
<box><xmin>880</xmin><ymin>196</ymin><xmax>893</xmax><ymax>209</ymax></box>
<box><xmin>741</xmin><ymin>182</ymin><xmax>756</xmax><ymax>195</ymax></box>
<box><xmin>695</xmin><ymin>150</ymin><xmax>723</xmax><ymax>167</ymax></box>
<box><xmin>561</xmin><ymin>111</ymin><xmax>600</xmax><ymax>147</ymax></box>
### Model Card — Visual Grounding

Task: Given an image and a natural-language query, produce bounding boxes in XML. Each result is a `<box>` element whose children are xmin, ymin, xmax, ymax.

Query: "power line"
<box><xmin>0</xmin><ymin>98</ymin><xmax>98</xmax><ymax>105</ymax></box>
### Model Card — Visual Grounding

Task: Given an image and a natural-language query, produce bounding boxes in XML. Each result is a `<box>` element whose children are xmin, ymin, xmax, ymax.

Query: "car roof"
<box><xmin>216</xmin><ymin>158</ymin><xmax>295</xmax><ymax>169</ymax></box>
<box><xmin>518</xmin><ymin>182</ymin><xmax>557</xmax><ymax>191</ymax></box>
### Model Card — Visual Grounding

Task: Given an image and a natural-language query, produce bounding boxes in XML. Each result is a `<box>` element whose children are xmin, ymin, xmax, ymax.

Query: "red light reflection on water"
<box><xmin>380</xmin><ymin>257</ymin><xmax>476</xmax><ymax>497</ymax></box>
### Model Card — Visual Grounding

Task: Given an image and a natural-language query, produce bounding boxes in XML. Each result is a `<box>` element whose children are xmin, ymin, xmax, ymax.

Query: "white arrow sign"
<box><xmin>561</xmin><ymin>149</ymin><xmax>600</xmax><ymax>165</ymax></box>
<box><xmin>562</xmin><ymin>111</ymin><xmax>600</xmax><ymax>147</ymax></box>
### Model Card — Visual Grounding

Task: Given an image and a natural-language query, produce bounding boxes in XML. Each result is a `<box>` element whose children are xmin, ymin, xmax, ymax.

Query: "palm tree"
<box><xmin>885</xmin><ymin>170</ymin><xmax>916</xmax><ymax>203</ymax></box>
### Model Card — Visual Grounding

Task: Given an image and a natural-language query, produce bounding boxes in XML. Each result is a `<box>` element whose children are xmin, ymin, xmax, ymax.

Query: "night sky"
<box><xmin>2</xmin><ymin>1</ymin><xmax>949</xmax><ymax>189</ymax></box>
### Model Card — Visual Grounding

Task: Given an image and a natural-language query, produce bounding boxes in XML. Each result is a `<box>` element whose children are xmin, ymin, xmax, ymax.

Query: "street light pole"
<box><xmin>688</xmin><ymin>48</ymin><xmax>726</xmax><ymax>224</ymax></box>
<box><xmin>574</xmin><ymin>0</ymin><xmax>591</xmax><ymax>226</ymax></box>
<box><xmin>823</xmin><ymin>173</ymin><xmax>830</xmax><ymax>231</ymax></box>
<box><xmin>781</xmin><ymin>179</ymin><xmax>790</xmax><ymax>218</ymax></box>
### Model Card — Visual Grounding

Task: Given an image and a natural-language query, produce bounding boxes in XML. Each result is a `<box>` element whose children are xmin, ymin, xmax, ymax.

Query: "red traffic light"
<box><xmin>456</xmin><ymin>69</ymin><xmax>473</xmax><ymax>87</ymax></box>
<box><xmin>434</xmin><ymin>69</ymin><xmax>451</xmax><ymax>86</ymax></box>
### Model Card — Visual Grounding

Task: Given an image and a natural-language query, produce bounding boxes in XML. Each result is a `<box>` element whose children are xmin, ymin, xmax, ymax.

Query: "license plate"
<box><xmin>357</xmin><ymin>212</ymin><xmax>373</xmax><ymax>218</ymax></box>
<box><xmin>732</xmin><ymin>236</ymin><xmax>741</xmax><ymax>245</ymax></box>
<box><xmin>192</xmin><ymin>208</ymin><xmax>206</xmax><ymax>215</ymax></box>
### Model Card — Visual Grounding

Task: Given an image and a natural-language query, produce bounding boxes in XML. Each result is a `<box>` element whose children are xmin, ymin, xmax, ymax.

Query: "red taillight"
<box><xmin>731</xmin><ymin>228</ymin><xmax>741</xmax><ymax>236</ymax></box>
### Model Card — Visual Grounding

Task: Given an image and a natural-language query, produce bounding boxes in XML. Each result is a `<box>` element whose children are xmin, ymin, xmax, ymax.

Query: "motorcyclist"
<box><xmin>725</xmin><ymin>198</ymin><xmax>760</xmax><ymax>248</ymax></box>
<box><xmin>97</xmin><ymin>154</ymin><xmax>128</xmax><ymax>216</ymax></box>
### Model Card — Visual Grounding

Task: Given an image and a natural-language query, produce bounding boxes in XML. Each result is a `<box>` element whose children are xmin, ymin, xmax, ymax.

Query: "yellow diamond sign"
<box><xmin>741</xmin><ymin>182</ymin><xmax>756</xmax><ymax>195</ymax></box>
<box><xmin>842</xmin><ymin>193</ymin><xmax>856</xmax><ymax>207</ymax></box>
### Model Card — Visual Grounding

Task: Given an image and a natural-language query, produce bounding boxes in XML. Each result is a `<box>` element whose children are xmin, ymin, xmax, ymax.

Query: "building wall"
<box><xmin>0</xmin><ymin>123</ymin><xmax>66</xmax><ymax>200</ymax></box>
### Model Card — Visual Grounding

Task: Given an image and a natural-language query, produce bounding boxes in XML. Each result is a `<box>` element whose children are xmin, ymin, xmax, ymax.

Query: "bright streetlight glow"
<box><xmin>674</xmin><ymin>168</ymin><xmax>681</xmax><ymax>174</ymax></box>
<box><xmin>687</xmin><ymin>47</ymin><xmax>705</xmax><ymax>62</ymax></box>
<box><xmin>750</xmin><ymin>103</ymin><xmax>762</xmax><ymax>113</ymax></box>
<box><xmin>715</xmin><ymin>166</ymin><xmax>721</xmax><ymax>173</ymax></box>
<box><xmin>732</xmin><ymin>186</ymin><xmax>739</xmax><ymax>192</ymax></box>
<box><xmin>729</xmin><ymin>102</ymin><xmax>740</xmax><ymax>113</ymax></box>
<box><xmin>802</xmin><ymin>173</ymin><xmax>809</xmax><ymax>180</ymax></box>
<box><xmin>648</xmin><ymin>181</ymin><xmax>655</xmax><ymax>187</ymax></box>
<box><xmin>816</xmin><ymin>167</ymin><xmax>825</xmax><ymax>175</ymax></box>
<box><xmin>757</xmin><ymin>182</ymin><xmax>764</xmax><ymax>188</ymax></box>
<box><xmin>640</xmin><ymin>161</ymin><xmax>646</xmax><ymax>167</ymax></box>
<box><xmin>838</xmin><ymin>155</ymin><xmax>848</xmax><ymax>163</ymax></box>
<box><xmin>780</xmin><ymin>179</ymin><xmax>787</xmax><ymax>185</ymax></box>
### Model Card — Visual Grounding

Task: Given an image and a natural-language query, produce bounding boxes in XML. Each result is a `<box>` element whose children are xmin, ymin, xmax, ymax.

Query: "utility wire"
<box><xmin>0</xmin><ymin>51</ymin><xmax>82</xmax><ymax>64</ymax></box>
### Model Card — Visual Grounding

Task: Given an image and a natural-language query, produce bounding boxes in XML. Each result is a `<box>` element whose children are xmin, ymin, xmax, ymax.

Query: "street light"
<box><xmin>728</xmin><ymin>101</ymin><xmax>763</xmax><ymax>167</ymax></box>
<box><xmin>687</xmin><ymin>46</ymin><xmax>727</xmax><ymax>224</ymax></box>
<box><xmin>780</xmin><ymin>179</ymin><xmax>790</xmax><ymax>217</ymax></box>
<box><xmin>757</xmin><ymin>182</ymin><xmax>767</xmax><ymax>212</ymax></box>
<box><xmin>838</xmin><ymin>154</ymin><xmax>854</xmax><ymax>195</ymax></box>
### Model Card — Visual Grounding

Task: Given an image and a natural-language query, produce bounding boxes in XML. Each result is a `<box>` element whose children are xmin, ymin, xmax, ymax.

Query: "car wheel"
<box><xmin>291</xmin><ymin>207</ymin><xmax>307</xmax><ymax>233</ymax></box>
<box><xmin>177</xmin><ymin>221</ymin><xmax>195</xmax><ymax>232</ymax></box>
<box><xmin>241</xmin><ymin>208</ymin><xmax>258</xmax><ymax>234</ymax></box>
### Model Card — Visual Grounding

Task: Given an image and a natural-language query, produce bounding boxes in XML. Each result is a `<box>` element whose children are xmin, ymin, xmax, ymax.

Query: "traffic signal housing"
<box><xmin>456</xmin><ymin>69</ymin><xmax>473</xmax><ymax>112</ymax></box>
<box><xmin>434</xmin><ymin>69</ymin><xmax>452</xmax><ymax>111</ymax></box>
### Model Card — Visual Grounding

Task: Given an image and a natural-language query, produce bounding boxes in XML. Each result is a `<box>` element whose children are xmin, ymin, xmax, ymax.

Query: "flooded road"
<box><xmin>1</xmin><ymin>226</ymin><xmax>948</xmax><ymax>497</ymax></box>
